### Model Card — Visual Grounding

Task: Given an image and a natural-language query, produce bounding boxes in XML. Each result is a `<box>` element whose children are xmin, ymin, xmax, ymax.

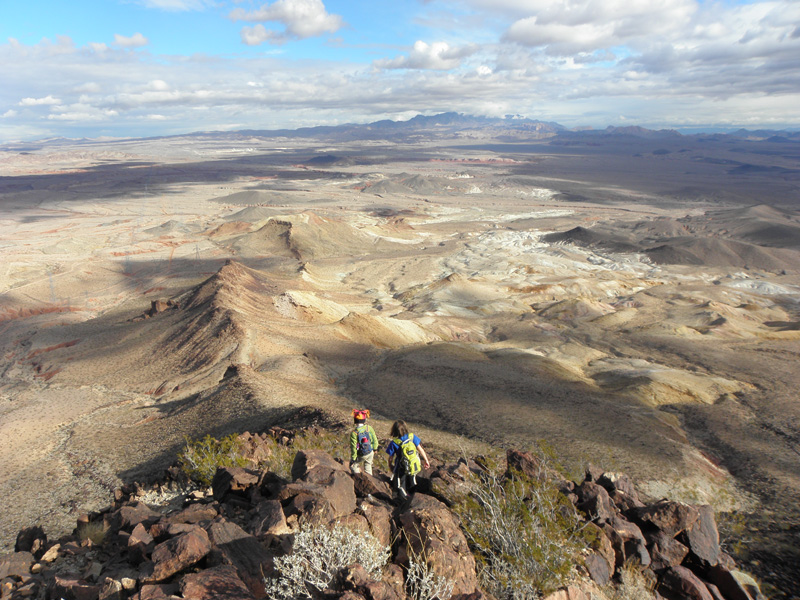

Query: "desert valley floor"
<box><xmin>1</xmin><ymin>128</ymin><xmax>799</xmax><ymax>595</ymax></box>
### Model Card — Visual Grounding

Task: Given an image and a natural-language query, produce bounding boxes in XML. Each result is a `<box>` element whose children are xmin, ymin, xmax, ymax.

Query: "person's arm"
<box><xmin>416</xmin><ymin>444</ymin><xmax>431</xmax><ymax>469</ymax></box>
<box><xmin>369</xmin><ymin>426</ymin><xmax>379</xmax><ymax>452</ymax></box>
<box><xmin>349</xmin><ymin>431</ymin><xmax>358</xmax><ymax>462</ymax></box>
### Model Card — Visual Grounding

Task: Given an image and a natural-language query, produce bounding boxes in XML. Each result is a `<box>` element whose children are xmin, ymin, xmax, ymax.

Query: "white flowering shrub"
<box><xmin>265</xmin><ymin>521</ymin><xmax>390</xmax><ymax>599</ymax></box>
<box><xmin>406</xmin><ymin>553</ymin><xmax>455</xmax><ymax>600</ymax></box>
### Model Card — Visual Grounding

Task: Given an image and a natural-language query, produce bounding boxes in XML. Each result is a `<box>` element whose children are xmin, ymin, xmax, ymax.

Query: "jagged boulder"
<box><xmin>250</xmin><ymin>499</ymin><xmax>290</xmax><ymax>538</ymax></box>
<box><xmin>659</xmin><ymin>565</ymin><xmax>715</xmax><ymax>600</ymax></box>
<box><xmin>396</xmin><ymin>493</ymin><xmax>479</xmax><ymax>596</ymax></box>
<box><xmin>180</xmin><ymin>564</ymin><xmax>256</xmax><ymax>600</ymax></box>
<box><xmin>576</xmin><ymin>481</ymin><xmax>617</xmax><ymax>524</ymax></box>
<box><xmin>211</xmin><ymin>467</ymin><xmax>260</xmax><ymax>503</ymax></box>
<box><xmin>15</xmin><ymin>526</ymin><xmax>47</xmax><ymax>559</ymax></box>
<box><xmin>630</xmin><ymin>500</ymin><xmax>700</xmax><ymax>538</ymax></box>
<box><xmin>206</xmin><ymin>520</ymin><xmax>273</xmax><ymax>598</ymax></box>
<box><xmin>681</xmin><ymin>505</ymin><xmax>720</xmax><ymax>570</ymax></box>
<box><xmin>142</xmin><ymin>527</ymin><xmax>212</xmax><ymax>583</ymax></box>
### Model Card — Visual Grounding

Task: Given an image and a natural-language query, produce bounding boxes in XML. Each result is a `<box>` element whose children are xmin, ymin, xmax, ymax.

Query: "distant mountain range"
<box><xmin>4</xmin><ymin>112</ymin><xmax>800</xmax><ymax>149</ymax></box>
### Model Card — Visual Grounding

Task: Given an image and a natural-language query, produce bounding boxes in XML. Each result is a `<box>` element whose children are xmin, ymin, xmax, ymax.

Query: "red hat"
<box><xmin>352</xmin><ymin>409</ymin><xmax>370</xmax><ymax>420</ymax></box>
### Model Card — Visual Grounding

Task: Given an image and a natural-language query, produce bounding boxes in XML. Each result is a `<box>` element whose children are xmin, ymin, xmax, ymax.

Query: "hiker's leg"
<box><xmin>363</xmin><ymin>451</ymin><xmax>374</xmax><ymax>475</ymax></box>
<box><xmin>350</xmin><ymin>458</ymin><xmax>362</xmax><ymax>474</ymax></box>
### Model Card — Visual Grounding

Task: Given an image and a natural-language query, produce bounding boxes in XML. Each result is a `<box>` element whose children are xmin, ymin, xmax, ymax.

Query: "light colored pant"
<box><xmin>350</xmin><ymin>451</ymin><xmax>374</xmax><ymax>475</ymax></box>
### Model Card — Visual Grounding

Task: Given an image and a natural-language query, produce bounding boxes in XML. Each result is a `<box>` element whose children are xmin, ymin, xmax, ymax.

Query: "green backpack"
<box><xmin>394</xmin><ymin>434</ymin><xmax>422</xmax><ymax>476</ymax></box>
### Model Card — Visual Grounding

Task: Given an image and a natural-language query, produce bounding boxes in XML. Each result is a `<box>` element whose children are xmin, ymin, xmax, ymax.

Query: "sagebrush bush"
<box><xmin>178</xmin><ymin>433</ymin><xmax>250</xmax><ymax>486</ymax></box>
<box><xmin>77</xmin><ymin>521</ymin><xmax>108</xmax><ymax>546</ymax></box>
<box><xmin>451</xmin><ymin>455</ymin><xmax>589</xmax><ymax>600</ymax></box>
<box><xmin>608</xmin><ymin>562</ymin><xmax>657</xmax><ymax>600</ymax></box>
<box><xmin>406</xmin><ymin>551</ymin><xmax>455</xmax><ymax>600</ymax></box>
<box><xmin>265</xmin><ymin>521</ymin><xmax>390</xmax><ymax>600</ymax></box>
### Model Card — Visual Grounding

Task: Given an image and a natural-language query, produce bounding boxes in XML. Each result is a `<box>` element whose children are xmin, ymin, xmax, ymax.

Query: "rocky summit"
<box><xmin>0</xmin><ymin>427</ymin><xmax>767</xmax><ymax>600</ymax></box>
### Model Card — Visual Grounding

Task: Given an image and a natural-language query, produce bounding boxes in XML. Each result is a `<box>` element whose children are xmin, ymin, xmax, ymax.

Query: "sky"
<box><xmin>1</xmin><ymin>0</ymin><xmax>799</xmax><ymax>141</ymax></box>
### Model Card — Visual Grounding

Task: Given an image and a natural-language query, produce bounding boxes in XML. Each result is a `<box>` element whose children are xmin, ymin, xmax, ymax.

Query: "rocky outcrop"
<box><xmin>0</xmin><ymin>432</ymin><xmax>764</xmax><ymax>600</ymax></box>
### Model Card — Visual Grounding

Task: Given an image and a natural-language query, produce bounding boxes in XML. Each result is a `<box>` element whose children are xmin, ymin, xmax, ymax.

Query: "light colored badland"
<box><xmin>1</xmin><ymin>131</ymin><xmax>799</xmax><ymax>569</ymax></box>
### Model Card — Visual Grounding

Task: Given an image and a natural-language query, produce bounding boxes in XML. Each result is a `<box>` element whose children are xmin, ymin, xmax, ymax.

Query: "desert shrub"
<box><xmin>77</xmin><ymin>521</ymin><xmax>108</xmax><ymax>546</ymax></box>
<box><xmin>265</xmin><ymin>521</ymin><xmax>390</xmax><ymax>600</ymax></box>
<box><xmin>178</xmin><ymin>433</ymin><xmax>250</xmax><ymax>486</ymax></box>
<box><xmin>451</xmin><ymin>456</ymin><xmax>589</xmax><ymax>600</ymax></box>
<box><xmin>405</xmin><ymin>549</ymin><xmax>454</xmax><ymax>600</ymax></box>
<box><xmin>608</xmin><ymin>561</ymin><xmax>657</xmax><ymax>600</ymax></box>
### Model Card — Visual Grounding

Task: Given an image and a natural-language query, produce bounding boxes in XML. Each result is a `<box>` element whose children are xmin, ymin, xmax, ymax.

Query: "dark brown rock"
<box><xmin>397</xmin><ymin>493</ymin><xmax>479</xmax><ymax>596</ymax></box>
<box><xmin>181</xmin><ymin>564</ymin><xmax>256</xmax><ymax>600</ymax></box>
<box><xmin>337</xmin><ymin>564</ymin><xmax>402</xmax><ymax>600</ymax></box>
<box><xmin>357</xmin><ymin>501</ymin><xmax>393</xmax><ymax>548</ymax></box>
<box><xmin>576</xmin><ymin>481</ymin><xmax>616</xmax><ymax>524</ymax></box>
<box><xmin>602</xmin><ymin>515</ymin><xmax>650</xmax><ymax>570</ymax></box>
<box><xmin>0</xmin><ymin>552</ymin><xmax>34</xmax><ymax>579</ymax></box>
<box><xmin>630</xmin><ymin>501</ymin><xmax>699</xmax><ymax>538</ymax></box>
<box><xmin>144</xmin><ymin>527</ymin><xmax>212</xmax><ymax>583</ymax></box>
<box><xmin>647</xmin><ymin>531</ymin><xmax>690</xmax><ymax>571</ymax></box>
<box><xmin>128</xmin><ymin>523</ymin><xmax>155</xmax><ymax>564</ymax></box>
<box><xmin>165</xmin><ymin>503</ymin><xmax>218</xmax><ymax>525</ymax></box>
<box><xmin>658</xmin><ymin>565</ymin><xmax>714</xmax><ymax>600</ymax></box>
<box><xmin>109</xmin><ymin>502</ymin><xmax>162</xmax><ymax>533</ymax></box>
<box><xmin>584</xmin><ymin>553</ymin><xmax>611</xmax><ymax>585</ymax></box>
<box><xmin>137</xmin><ymin>583</ymin><xmax>180</xmax><ymax>600</ymax></box>
<box><xmin>381</xmin><ymin>564</ymin><xmax>405</xmax><ymax>600</ymax></box>
<box><xmin>706</xmin><ymin>582</ymin><xmax>727</xmax><ymax>600</ymax></box>
<box><xmin>279</xmin><ymin>474</ymin><xmax>356</xmax><ymax>519</ymax></box>
<box><xmin>597</xmin><ymin>472</ymin><xmax>639</xmax><ymax>500</ymax></box>
<box><xmin>706</xmin><ymin>565</ymin><xmax>756</xmax><ymax>600</ymax></box>
<box><xmin>351</xmin><ymin>472</ymin><xmax>393</xmax><ymax>501</ymax></box>
<box><xmin>15</xmin><ymin>528</ymin><xmax>47</xmax><ymax>559</ymax></box>
<box><xmin>505</xmin><ymin>449</ymin><xmax>546</xmax><ymax>480</ymax></box>
<box><xmin>291</xmin><ymin>449</ymin><xmax>348</xmax><ymax>481</ymax></box>
<box><xmin>284</xmin><ymin>492</ymin><xmax>337</xmax><ymax>524</ymax></box>
<box><xmin>50</xmin><ymin>575</ymin><xmax>102</xmax><ymax>600</ymax></box>
<box><xmin>206</xmin><ymin>520</ymin><xmax>273</xmax><ymax>598</ymax></box>
<box><xmin>250</xmin><ymin>499</ymin><xmax>290</xmax><ymax>538</ymax></box>
<box><xmin>584</xmin><ymin>464</ymin><xmax>604</xmax><ymax>482</ymax></box>
<box><xmin>212</xmin><ymin>467</ymin><xmax>260</xmax><ymax>503</ymax></box>
<box><xmin>584</xmin><ymin>522</ymin><xmax>616</xmax><ymax>575</ymax></box>
<box><xmin>681</xmin><ymin>505</ymin><xmax>720</xmax><ymax>570</ymax></box>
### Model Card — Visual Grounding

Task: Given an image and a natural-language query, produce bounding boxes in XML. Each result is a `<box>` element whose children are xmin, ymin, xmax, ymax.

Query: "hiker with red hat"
<box><xmin>349</xmin><ymin>409</ymin><xmax>379</xmax><ymax>475</ymax></box>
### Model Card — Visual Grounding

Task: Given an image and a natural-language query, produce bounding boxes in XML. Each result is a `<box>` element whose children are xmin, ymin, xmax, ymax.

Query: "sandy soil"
<box><xmin>1</xmin><ymin>133</ymin><xmax>799</xmax><ymax>595</ymax></box>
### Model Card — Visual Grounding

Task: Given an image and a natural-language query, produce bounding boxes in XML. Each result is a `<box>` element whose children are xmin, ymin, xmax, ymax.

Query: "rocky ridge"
<box><xmin>0</xmin><ymin>426</ymin><xmax>767</xmax><ymax>600</ymax></box>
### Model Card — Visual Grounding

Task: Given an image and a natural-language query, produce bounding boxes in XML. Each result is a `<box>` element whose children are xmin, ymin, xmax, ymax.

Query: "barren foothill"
<box><xmin>1</xmin><ymin>127</ymin><xmax>799</xmax><ymax>596</ymax></box>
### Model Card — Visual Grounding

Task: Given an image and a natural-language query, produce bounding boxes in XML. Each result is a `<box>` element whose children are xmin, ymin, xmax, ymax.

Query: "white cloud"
<box><xmin>19</xmin><ymin>95</ymin><xmax>62</xmax><ymax>106</ymax></box>
<box><xmin>2</xmin><ymin>109</ymin><xmax>18</xmax><ymax>118</ymax></box>
<box><xmin>375</xmin><ymin>41</ymin><xmax>479</xmax><ymax>70</ymax></box>
<box><xmin>114</xmin><ymin>33</ymin><xmax>149</xmax><ymax>49</ymax></box>
<box><xmin>231</xmin><ymin>0</ymin><xmax>344</xmax><ymax>45</ymax></box>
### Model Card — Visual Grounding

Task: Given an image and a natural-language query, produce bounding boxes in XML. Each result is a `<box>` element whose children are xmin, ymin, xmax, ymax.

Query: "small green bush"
<box><xmin>265</xmin><ymin>521</ymin><xmax>390</xmax><ymax>599</ymax></box>
<box><xmin>451</xmin><ymin>454</ymin><xmax>589</xmax><ymax>600</ymax></box>
<box><xmin>178</xmin><ymin>433</ymin><xmax>250</xmax><ymax>486</ymax></box>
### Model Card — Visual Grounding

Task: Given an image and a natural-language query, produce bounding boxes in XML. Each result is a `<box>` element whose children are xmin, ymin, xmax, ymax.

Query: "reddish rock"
<box><xmin>206</xmin><ymin>520</ymin><xmax>273</xmax><ymax>598</ymax></box>
<box><xmin>144</xmin><ymin>527</ymin><xmax>211</xmax><ymax>583</ymax></box>
<box><xmin>50</xmin><ymin>575</ymin><xmax>102</xmax><ymax>600</ymax></box>
<box><xmin>584</xmin><ymin>464</ymin><xmax>605</xmax><ymax>483</ymax></box>
<box><xmin>181</xmin><ymin>564</ymin><xmax>256</xmax><ymax>600</ymax></box>
<box><xmin>397</xmin><ymin>493</ymin><xmax>479</xmax><ymax>596</ymax></box>
<box><xmin>602</xmin><ymin>515</ymin><xmax>650</xmax><ymax>570</ymax></box>
<box><xmin>237</xmin><ymin>432</ymin><xmax>272</xmax><ymax>466</ymax></box>
<box><xmin>647</xmin><ymin>531</ymin><xmax>690</xmax><ymax>571</ymax></box>
<box><xmin>15</xmin><ymin>527</ymin><xmax>47</xmax><ymax>559</ymax></box>
<box><xmin>165</xmin><ymin>503</ymin><xmax>218</xmax><ymax>525</ymax></box>
<box><xmin>109</xmin><ymin>502</ymin><xmax>162</xmax><ymax>533</ymax></box>
<box><xmin>279</xmin><ymin>474</ymin><xmax>356</xmax><ymax>519</ymax></box>
<box><xmin>681</xmin><ymin>505</ymin><xmax>720</xmax><ymax>570</ymax></box>
<box><xmin>630</xmin><ymin>501</ymin><xmax>700</xmax><ymax>538</ymax></box>
<box><xmin>250</xmin><ymin>499</ymin><xmax>290</xmax><ymax>538</ymax></box>
<box><xmin>357</xmin><ymin>501</ymin><xmax>393</xmax><ymax>548</ymax></box>
<box><xmin>584</xmin><ymin>553</ymin><xmax>611</xmax><ymax>585</ymax></box>
<box><xmin>128</xmin><ymin>523</ymin><xmax>154</xmax><ymax>564</ymax></box>
<box><xmin>381</xmin><ymin>564</ymin><xmax>405</xmax><ymax>600</ymax></box>
<box><xmin>576</xmin><ymin>481</ymin><xmax>616</xmax><ymax>524</ymax></box>
<box><xmin>658</xmin><ymin>565</ymin><xmax>714</xmax><ymax>600</ymax></box>
<box><xmin>291</xmin><ymin>449</ymin><xmax>348</xmax><ymax>481</ymax></box>
<box><xmin>597</xmin><ymin>472</ymin><xmax>639</xmax><ymax>500</ymax></box>
<box><xmin>505</xmin><ymin>449</ymin><xmax>546</xmax><ymax>481</ymax></box>
<box><xmin>0</xmin><ymin>552</ymin><xmax>34</xmax><ymax>579</ymax></box>
<box><xmin>542</xmin><ymin>584</ymin><xmax>593</xmax><ymax>600</ymax></box>
<box><xmin>584</xmin><ymin>523</ymin><xmax>616</xmax><ymax>576</ymax></box>
<box><xmin>706</xmin><ymin>565</ymin><xmax>756</xmax><ymax>600</ymax></box>
<box><xmin>136</xmin><ymin>583</ymin><xmax>180</xmax><ymax>600</ymax></box>
<box><xmin>211</xmin><ymin>467</ymin><xmax>260</xmax><ymax>503</ymax></box>
<box><xmin>706</xmin><ymin>582</ymin><xmax>727</xmax><ymax>600</ymax></box>
<box><xmin>284</xmin><ymin>492</ymin><xmax>337</xmax><ymax>524</ymax></box>
<box><xmin>351</xmin><ymin>472</ymin><xmax>393</xmax><ymax>501</ymax></box>
<box><xmin>337</xmin><ymin>564</ymin><xmax>402</xmax><ymax>600</ymax></box>
<box><xmin>334</xmin><ymin>513</ymin><xmax>370</xmax><ymax>534</ymax></box>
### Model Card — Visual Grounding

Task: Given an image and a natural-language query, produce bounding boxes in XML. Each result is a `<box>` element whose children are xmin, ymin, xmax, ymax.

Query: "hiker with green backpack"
<box><xmin>386</xmin><ymin>420</ymin><xmax>430</xmax><ymax>500</ymax></box>
<box><xmin>349</xmin><ymin>409</ymin><xmax>379</xmax><ymax>475</ymax></box>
